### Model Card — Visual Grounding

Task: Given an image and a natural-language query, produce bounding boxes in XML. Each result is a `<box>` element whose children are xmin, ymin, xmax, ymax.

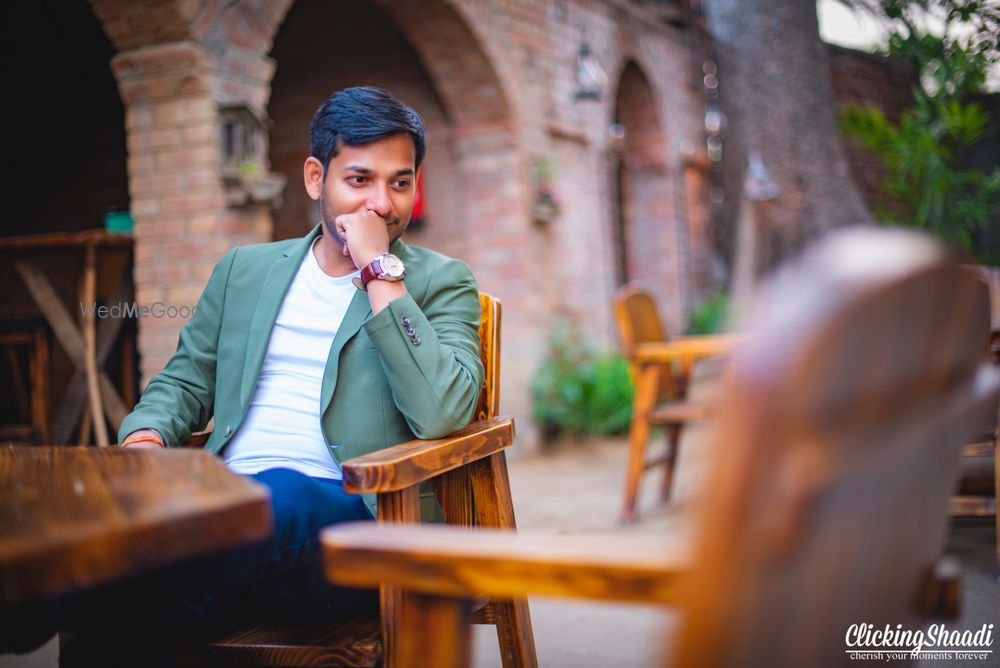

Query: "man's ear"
<box><xmin>303</xmin><ymin>157</ymin><xmax>324</xmax><ymax>201</ymax></box>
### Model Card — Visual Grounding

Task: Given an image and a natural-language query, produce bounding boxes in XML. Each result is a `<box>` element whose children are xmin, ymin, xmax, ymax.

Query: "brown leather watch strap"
<box><xmin>359</xmin><ymin>257</ymin><xmax>381</xmax><ymax>288</ymax></box>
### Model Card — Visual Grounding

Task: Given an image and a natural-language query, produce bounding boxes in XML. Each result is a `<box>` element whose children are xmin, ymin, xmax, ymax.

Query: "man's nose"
<box><xmin>365</xmin><ymin>186</ymin><xmax>392</xmax><ymax>218</ymax></box>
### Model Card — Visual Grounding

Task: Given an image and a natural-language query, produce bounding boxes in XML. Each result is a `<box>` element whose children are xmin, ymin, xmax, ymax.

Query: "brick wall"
<box><xmin>828</xmin><ymin>44</ymin><xmax>920</xmax><ymax>219</ymax></box>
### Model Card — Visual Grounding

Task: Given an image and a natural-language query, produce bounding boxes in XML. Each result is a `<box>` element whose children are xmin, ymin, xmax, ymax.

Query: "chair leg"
<box><xmin>470</xmin><ymin>453</ymin><xmax>538</xmax><ymax>668</ymax></box>
<box><xmin>31</xmin><ymin>329</ymin><xmax>50</xmax><ymax>443</ymax></box>
<box><xmin>623</xmin><ymin>364</ymin><xmax>659</xmax><ymax>524</ymax></box>
<box><xmin>395</xmin><ymin>593</ymin><xmax>474</xmax><ymax>668</ymax></box>
<box><xmin>659</xmin><ymin>423</ymin><xmax>682</xmax><ymax>502</ymax></box>
<box><xmin>378</xmin><ymin>486</ymin><xmax>421</xmax><ymax>668</ymax></box>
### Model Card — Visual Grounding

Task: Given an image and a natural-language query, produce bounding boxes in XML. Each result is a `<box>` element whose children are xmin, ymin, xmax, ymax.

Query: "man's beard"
<box><xmin>322</xmin><ymin>217</ymin><xmax>346</xmax><ymax>247</ymax></box>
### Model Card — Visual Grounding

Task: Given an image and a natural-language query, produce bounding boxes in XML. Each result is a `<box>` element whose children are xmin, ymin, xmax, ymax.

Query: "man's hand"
<box><xmin>334</xmin><ymin>210</ymin><xmax>391</xmax><ymax>269</ymax></box>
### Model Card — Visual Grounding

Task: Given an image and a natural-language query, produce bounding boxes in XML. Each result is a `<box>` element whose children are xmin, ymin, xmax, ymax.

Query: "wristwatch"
<box><xmin>357</xmin><ymin>252</ymin><xmax>406</xmax><ymax>290</ymax></box>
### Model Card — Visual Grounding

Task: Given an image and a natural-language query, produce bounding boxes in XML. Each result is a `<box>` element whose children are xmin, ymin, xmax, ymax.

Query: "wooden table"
<box><xmin>0</xmin><ymin>445</ymin><xmax>273</xmax><ymax>605</ymax></box>
<box><xmin>0</xmin><ymin>230</ymin><xmax>135</xmax><ymax>446</ymax></box>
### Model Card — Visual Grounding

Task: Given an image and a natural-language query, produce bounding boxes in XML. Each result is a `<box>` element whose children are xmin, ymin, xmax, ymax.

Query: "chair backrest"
<box><xmin>614</xmin><ymin>285</ymin><xmax>679</xmax><ymax>399</ymax></box>
<box><xmin>473</xmin><ymin>293</ymin><xmax>501</xmax><ymax>422</ymax></box>
<box><xmin>673</xmin><ymin>228</ymin><xmax>998</xmax><ymax>668</ymax></box>
<box><xmin>614</xmin><ymin>286</ymin><xmax>666</xmax><ymax>347</ymax></box>
<box><xmin>975</xmin><ymin>266</ymin><xmax>1000</xmax><ymax>362</ymax></box>
<box><xmin>976</xmin><ymin>265</ymin><xmax>1000</xmax><ymax>333</ymax></box>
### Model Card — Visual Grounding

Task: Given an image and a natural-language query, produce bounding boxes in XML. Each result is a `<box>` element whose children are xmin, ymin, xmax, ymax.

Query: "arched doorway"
<box><xmin>610</xmin><ymin>61</ymin><xmax>684</xmax><ymax>332</ymax></box>
<box><xmin>265</xmin><ymin>0</ymin><xmax>536</xmax><ymax>426</ymax></box>
<box><xmin>267</xmin><ymin>0</ymin><xmax>513</xmax><ymax>268</ymax></box>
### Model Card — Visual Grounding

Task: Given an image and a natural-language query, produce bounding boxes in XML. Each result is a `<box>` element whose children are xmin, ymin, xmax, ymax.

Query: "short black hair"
<box><xmin>310</xmin><ymin>86</ymin><xmax>426</xmax><ymax>173</ymax></box>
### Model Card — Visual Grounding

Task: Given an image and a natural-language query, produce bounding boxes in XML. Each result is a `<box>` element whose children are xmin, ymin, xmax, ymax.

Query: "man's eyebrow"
<box><xmin>340</xmin><ymin>165</ymin><xmax>416</xmax><ymax>177</ymax></box>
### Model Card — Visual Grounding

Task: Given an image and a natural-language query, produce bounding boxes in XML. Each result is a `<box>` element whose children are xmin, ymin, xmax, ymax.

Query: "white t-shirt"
<box><xmin>223</xmin><ymin>239</ymin><xmax>359</xmax><ymax>479</ymax></box>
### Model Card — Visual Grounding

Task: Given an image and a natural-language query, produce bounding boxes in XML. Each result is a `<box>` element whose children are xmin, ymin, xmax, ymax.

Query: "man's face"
<box><xmin>307</xmin><ymin>133</ymin><xmax>418</xmax><ymax>246</ymax></box>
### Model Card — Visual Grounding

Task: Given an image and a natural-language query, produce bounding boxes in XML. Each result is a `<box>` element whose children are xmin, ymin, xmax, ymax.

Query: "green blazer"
<box><xmin>119</xmin><ymin>224</ymin><xmax>485</xmax><ymax>517</ymax></box>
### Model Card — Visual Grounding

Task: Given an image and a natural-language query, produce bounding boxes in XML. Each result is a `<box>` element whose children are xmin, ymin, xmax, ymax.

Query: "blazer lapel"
<box><xmin>239</xmin><ymin>225</ymin><xmax>322</xmax><ymax>410</ymax></box>
<box><xmin>319</xmin><ymin>239</ymin><xmax>407</xmax><ymax>415</ymax></box>
<box><xmin>319</xmin><ymin>288</ymin><xmax>372</xmax><ymax>415</ymax></box>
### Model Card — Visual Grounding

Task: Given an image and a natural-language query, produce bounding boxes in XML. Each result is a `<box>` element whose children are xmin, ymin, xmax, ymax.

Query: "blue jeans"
<box><xmin>57</xmin><ymin>468</ymin><xmax>377</xmax><ymax>667</ymax></box>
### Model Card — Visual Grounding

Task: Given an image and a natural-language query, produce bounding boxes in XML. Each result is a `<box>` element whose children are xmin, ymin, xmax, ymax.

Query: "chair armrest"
<box><xmin>630</xmin><ymin>333</ymin><xmax>742</xmax><ymax>364</ymax></box>
<box><xmin>322</xmin><ymin>522</ymin><xmax>690</xmax><ymax>605</ymax></box>
<box><xmin>340</xmin><ymin>417</ymin><xmax>515</xmax><ymax>494</ymax></box>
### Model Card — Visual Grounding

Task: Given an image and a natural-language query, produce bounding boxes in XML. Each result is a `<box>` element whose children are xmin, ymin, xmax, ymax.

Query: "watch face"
<box><xmin>380</xmin><ymin>254</ymin><xmax>405</xmax><ymax>278</ymax></box>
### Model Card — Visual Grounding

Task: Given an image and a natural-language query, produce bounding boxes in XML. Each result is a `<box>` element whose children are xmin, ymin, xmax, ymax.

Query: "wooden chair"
<box><xmin>613</xmin><ymin>285</ymin><xmax>738</xmax><ymax>522</ymax></box>
<box><xmin>0</xmin><ymin>319</ymin><xmax>50</xmax><ymax>444</ymax></box>
<box><xmin>949</xmin><ymin>265</ymin><xmax>999</xmax><ymax>572</ymax></box>
<box><xmin>324</xmin><ymin>228</ymin><xmax>1000</xmax><ymax>668</ymax></box>
<box><xmin>172</xmin><ymin>292</ymin><xmax>537</xmax><ymax>667</ymax></box>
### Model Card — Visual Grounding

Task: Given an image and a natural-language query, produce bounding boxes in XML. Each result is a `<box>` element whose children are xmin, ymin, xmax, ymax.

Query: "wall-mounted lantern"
<box><xmin>573</xmin><ymin>43</ymin><xmax>608</xmax><ymax>102</ymax></box>
<box><xmin>219</xmin><ymin>104</ymin><xmax>286</xmax><ymax>208</ymax></box>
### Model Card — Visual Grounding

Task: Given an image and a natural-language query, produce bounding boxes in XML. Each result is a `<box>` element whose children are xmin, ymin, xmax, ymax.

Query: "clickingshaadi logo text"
<box><xmin>845</xmin><ymin>622</ymin><xmax>994</xmax><ymax>661</ymax></box>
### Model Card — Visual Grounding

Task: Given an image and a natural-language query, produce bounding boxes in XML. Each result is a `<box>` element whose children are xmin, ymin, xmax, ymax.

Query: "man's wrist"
<box><xmin>121</xmin><ymin>429</ymin><xmax>164</xmax><ymax>448</ymax></box>
<box><xmin>366</xmin><ymin>279</ymin><xmax>408</xmax><ymax>315</ymax></box>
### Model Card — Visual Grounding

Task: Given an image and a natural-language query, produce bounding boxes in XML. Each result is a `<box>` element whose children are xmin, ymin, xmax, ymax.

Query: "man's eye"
<box><xmin>393</xmin><ymin>180</ymin><xmax>411</xmax><ymax>189</ymax></box>
<box><xmin>348</xmin><ymin>176</ymin><xmax>367</xmax><ymax>185</ymax></box>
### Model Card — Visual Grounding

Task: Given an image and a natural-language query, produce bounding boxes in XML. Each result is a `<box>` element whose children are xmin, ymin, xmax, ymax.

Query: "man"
<box><xmin>25</xmin><ymin>87</ymin><xmax>485</xmax><ymax>665</ymax></box>
<box><xmin>120</xmin><ymin>86</ymin><xmax>484</xmax><ymax>518</ymax></box>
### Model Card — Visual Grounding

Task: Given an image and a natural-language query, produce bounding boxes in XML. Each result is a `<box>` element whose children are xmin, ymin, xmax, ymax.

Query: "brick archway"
<box><xmin>611</xmin><ymin>61</ymin><xmax>685</xmax><ymax>334</ymax></box>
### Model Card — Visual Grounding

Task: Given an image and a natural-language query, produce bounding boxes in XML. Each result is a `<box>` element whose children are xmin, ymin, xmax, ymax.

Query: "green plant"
<box><xmin>686</xmin><ymin>292</ymin><xmax>730</xmax><ymax>335</ymax></box>
<box><xmin>238</xmin><ymin>160</ymin><xmax>261</xmax><ymax>177</ymax></box>
<box><xmin>840</xmin><ymin>98</ymin><xmax>1000</xmax><ymax>262</ymax></box>
<box><xmin>836</xmin><ymin>0</ymin><xmax>1000</xmax><ymax>263</ymax></box>
<box><xmin>839</xmin><ymin>1</ymin><xmax>999</xmax><ymax>101</ymax></box>
<box><xmin>531</xmin><ymin>322</ymin><xmax>634</xmax><ymax>442</ymax></box>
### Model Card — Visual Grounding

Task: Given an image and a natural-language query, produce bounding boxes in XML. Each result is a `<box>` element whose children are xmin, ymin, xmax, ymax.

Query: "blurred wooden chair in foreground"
<box><xmin>613</xmin><ymin>285</ymin><xmax>738</xmax><ymax>523</ymax></box>
<box><xmin>325</xmin><ymin>228</ymin><xmax>999</xmax><ymax>668</ymax></box>
<box><xmin>173</xmin><ymin>293</ymin><xmax>537</xmax><ymax>668</ymax></box>
<box><xmin>978</xmin><ymin>265</ymin><xmax>1000</xmax><ymax>361</ymax></box>
<box><xmin>949</xmin><ymin>265</ymin><xmax>1000</xmax><ymax>572</ymax></box>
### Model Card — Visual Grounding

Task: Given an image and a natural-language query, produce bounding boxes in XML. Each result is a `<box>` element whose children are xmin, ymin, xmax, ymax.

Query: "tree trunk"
<box><xmin>706</xmin><ymin>0</ymin><xmax>872</xmax><ymax>274</ymax></box>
